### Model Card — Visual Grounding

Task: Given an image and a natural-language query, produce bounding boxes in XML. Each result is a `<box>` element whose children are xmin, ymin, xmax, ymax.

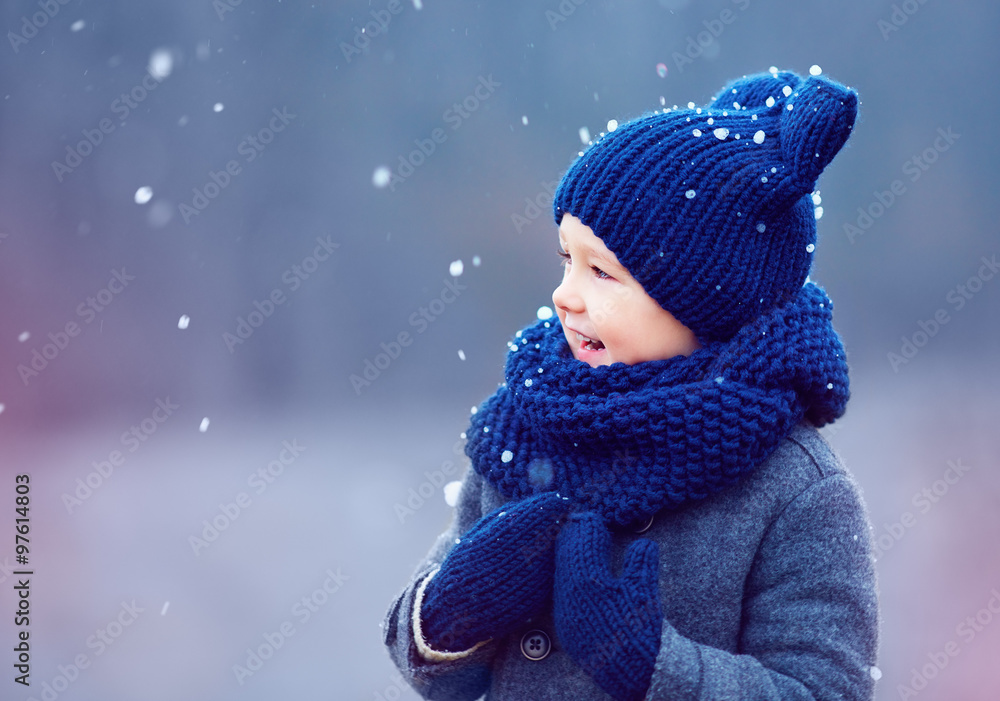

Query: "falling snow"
<box><xmin>537</xmin><ymin>306</ymin><xmax>553</xmax><ymax>320</ymax></box>
<box><xmin>148</xmin><ymin>48</ymin><xmax>174</xmax><ymax>80</ymax></box>
<box><xmin>199</xmin><ymin>417</ymin><xmax>210</xmax><ymax>432</ymax></box>
<box><xmin>449</xmin><ymin>260</ymin><xmax>464</xmax><ymax>277</ymax></box>
<box><xmin>458</xmin><ymin>349</ymin><xmax>466</xmax><ymax>361</ymax></box>
<box><xmin>753</xmin><ymin>130</ymin><xmax>766</xmax><ymax>144</ymax></box>
<box><xmin>372</xmin><ymin>166</ymin><xmax>392</xmax><ymax>188</ymax></box>
<box><xmin>578</xmin><ymin>126</ymin><xmax>591</xmax><ymax>144</ymax></box>
<box><xmin>656</xmin><ymin>63</ymin><xmax>668</xmax><ymax>78</ymax></box>
<box><xmin>713</xmin><ymin>128</ymin><xmax>729</xmax><ymax>140</ymax></box>
<box><xmin>134</xmin><ymin>187</ymin><xmax>153</xmax><ymax>204</ymax></box>
<box><xmin>501</xmin><ymin>450</ymin><xmax>514</xmax><ymax>463</ymax></box>
<box><xmin>685</xmin><ymin>190</ymin><xmax>696</xmax><ymax>199</ymax></box>
<box><xmin>18</xmin><ymin>331</ymin><xmax>30</xmax><ymax>342</ymax></box>
<box><xmin>178</xmin><ymin>315</ymin><xmax>191</xmax><ymax>329</ymax></box>
<box><xmin>444</xmin><ymin>480</ymin><xmax>462</xmax><ymax>507</ymax></box>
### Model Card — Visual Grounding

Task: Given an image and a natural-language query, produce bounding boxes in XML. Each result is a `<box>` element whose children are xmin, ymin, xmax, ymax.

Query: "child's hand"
<box><xmin>419</xmin><ymin>491</ymin><xmax>571</xmax><ymax>652</ymax></box>
<box><xmin>554</xmin><ymin>512</ymin><xmax>662</xmax><ymax>701</ymax></box>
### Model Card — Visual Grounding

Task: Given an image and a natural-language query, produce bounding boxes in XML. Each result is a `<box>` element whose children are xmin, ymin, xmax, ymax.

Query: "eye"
<box><xmin>591</xmin><ymin>266</ymin><xmax>613</xmax><ymax>280</ymax></box>
<box><xmin>557</xmin><ymin>249</ymin><xmax>571</xmax><ymax>265</ymax></box>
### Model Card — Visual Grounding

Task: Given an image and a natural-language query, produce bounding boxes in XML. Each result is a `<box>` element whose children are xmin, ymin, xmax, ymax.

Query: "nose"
<box><xmin>552</xmin><ymin>267</ymin><xmax>584</xmax><ymax>315</ymax></box>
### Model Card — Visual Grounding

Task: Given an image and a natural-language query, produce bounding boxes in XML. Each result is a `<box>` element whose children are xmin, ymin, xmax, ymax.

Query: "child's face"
<box><xmin>552</xmin><ymin>214</ymin><xmax>701</xmax><ymax>367</ymax></box>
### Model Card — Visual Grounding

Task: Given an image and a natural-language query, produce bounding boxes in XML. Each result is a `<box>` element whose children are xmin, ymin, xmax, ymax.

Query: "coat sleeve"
<box><xmin>645</xmin><ymin>474</ymin><xmax>880</xmax><ymax>701</ymax></box>
<box><xmin>382</xmin><ymin>466</ymin><xmax>499</xmax><ymax>701</ymax></box>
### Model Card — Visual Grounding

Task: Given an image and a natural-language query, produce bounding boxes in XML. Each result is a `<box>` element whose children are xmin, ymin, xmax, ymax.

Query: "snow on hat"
<box><xmin>553</xmin><ymin>69</ymin><xmax>858</xmax><ymax>342</ymax></box>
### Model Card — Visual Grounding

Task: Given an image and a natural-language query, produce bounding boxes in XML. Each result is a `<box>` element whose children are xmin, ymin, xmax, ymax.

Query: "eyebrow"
<box><xmin>560</xmin><ymin>236</ymin><xmax>626</xmax><ymax>273</ymax></box>
<box><xmin>589</xmin><ymin>247</ymin><xmax>624</xmax><ymax>272</ymax></box>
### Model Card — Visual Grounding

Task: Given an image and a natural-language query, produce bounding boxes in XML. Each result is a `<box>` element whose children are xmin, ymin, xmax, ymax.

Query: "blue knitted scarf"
<box><xmin>465</xmin><ymin>282</ymin><xmax>849</xmax><ymax>527</ymax></box>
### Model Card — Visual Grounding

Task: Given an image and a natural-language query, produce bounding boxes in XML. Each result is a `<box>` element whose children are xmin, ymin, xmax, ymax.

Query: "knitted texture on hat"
<box><xmin>420</xmin><ymin>492</ymin><xmax>571</xmax><ymax>652</ymax></box>
<box><xmin>553</xmin><ymin>70</ymin><xmax>858</xmax><ymax>342</ymax></box>
<box><xmin>465</xmin><ymin>282</ymin><xmax>848</xmax><ymax>527</ymax></box>
<box><xmin>554</xmin><ymin>513</ymin><xmax>663</xmax><ymax>701</ymax></box>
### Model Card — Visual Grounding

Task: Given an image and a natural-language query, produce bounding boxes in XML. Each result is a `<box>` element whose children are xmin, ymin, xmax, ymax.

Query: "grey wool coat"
<box><xmin>382</xmin><ymin>423</ymin><xmax>880</xmax><ymax>700</ymax></box>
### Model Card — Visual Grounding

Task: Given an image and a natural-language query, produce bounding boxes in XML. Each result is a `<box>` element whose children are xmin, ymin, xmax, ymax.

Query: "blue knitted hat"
<box><xmin>553</xmin><ymin>69</ymin><xmax>858</xmax><ymax>342</ymax></box>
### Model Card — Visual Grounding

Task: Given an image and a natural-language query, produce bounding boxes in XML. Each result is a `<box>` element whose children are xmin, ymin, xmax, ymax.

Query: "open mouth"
<box><xmin>575</xmin><ymin>332</ymin><xmax>606</xmax><ymax>352</ymax></box>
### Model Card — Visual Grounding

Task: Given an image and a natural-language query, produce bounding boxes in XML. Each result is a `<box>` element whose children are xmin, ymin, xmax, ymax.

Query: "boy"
<box><xmin>383</xmin><ymin>68</ymin><xmax>879</xmax><ymax>701</ymax></box>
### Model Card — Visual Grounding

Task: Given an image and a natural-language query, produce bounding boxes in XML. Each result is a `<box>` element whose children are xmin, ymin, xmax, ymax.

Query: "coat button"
<box><xmin>520</xmin><ymin>630</ymin><xmax>551</xmax><ymax>661</ymax></box>
<box><xmin>634</xmin><ymin>514</ymin><xmax>655</xmax><ymax>534</ymax></box>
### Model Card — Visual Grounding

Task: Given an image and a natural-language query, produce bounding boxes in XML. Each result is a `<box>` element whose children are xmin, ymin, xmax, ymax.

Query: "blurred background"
<box><xmin>0</xmin><ymin>0</ymin><xmax>998</xmax><ymax>699</ymax></box>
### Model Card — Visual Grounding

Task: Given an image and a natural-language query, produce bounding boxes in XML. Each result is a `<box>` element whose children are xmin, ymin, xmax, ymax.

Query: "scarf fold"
<box><xmin>465</xmin><ymin>282</ymin><xmax>849</xmax><ymax>527</ymax></box>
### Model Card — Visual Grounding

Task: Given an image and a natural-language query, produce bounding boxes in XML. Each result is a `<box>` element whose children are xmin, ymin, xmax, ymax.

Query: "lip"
<box><xmin>565</xmin><ymin>324</ymin><xmax>598</xmax><ymax>341</ymax></box>
<box><xmin>564</xmin><ymin>325</ymin><xmax>607</xmax><ymax>363</ymax></box>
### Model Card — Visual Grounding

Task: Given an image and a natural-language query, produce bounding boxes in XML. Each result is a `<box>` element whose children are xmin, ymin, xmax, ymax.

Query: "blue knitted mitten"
<box><xmin>421</xmin><ymin>491</ymin><xmax>570</xmax><ymax>652</ymax></box>
<box><xmin>554</xmin><ymin>512</ymin><xmax>663</xmax><ymax>701</ymax></box>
